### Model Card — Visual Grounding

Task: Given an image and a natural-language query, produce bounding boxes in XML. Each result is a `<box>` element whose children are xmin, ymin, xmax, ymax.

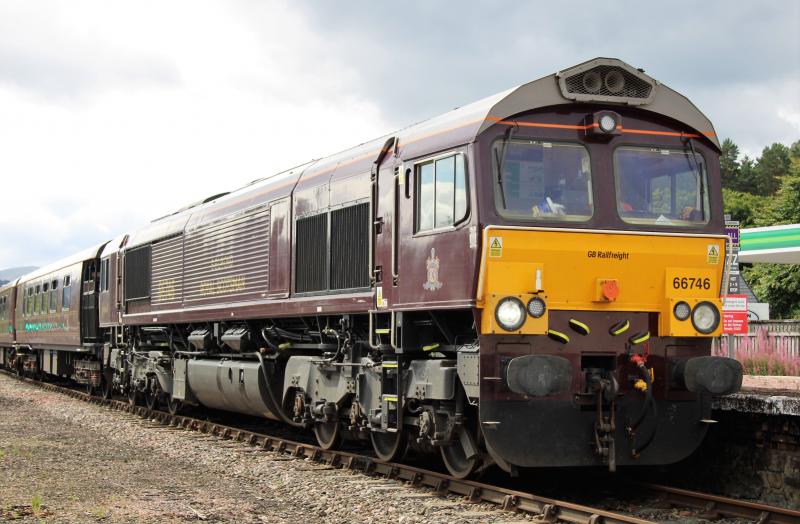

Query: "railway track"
<box><xmin>3</xmin><ymin>369</ymin><xmax>798</xmax><ymax>524</ymax></box>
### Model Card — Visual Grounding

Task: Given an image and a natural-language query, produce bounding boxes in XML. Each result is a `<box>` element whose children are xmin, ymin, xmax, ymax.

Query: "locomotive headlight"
<box><xmin>496</xmin><ymin>297</ymin><xmax>526</xmax><ymax>331</ymax></box>
<box><xmin>691</xmin><ymin>302</ymin><xmax>720</xmax><ymax>334</ymax></box>
<box><xmin>673</xmin><ymin>301</ymin><xmax>691</xmax><ymax>321</ymax></box>
<box><xmin>599</xmin><ymin>114</ymin><xmax>617</xmax><ymax>133</ymax></box>
<box><xmin>527</xmin><ymin>297</ymin><xmax>546</xmax><ymax>318</ymax></box>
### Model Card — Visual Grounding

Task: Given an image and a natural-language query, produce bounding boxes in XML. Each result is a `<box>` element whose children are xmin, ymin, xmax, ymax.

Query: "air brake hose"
<box><xmin>629</xmin><ymin>361</ymin><xmax>659</xmax><ymax>457</ymax></box>
<box><xmin>629</xmin><ymin>361</ymin><xmax>652</xmax><ymax>431</ymax></box>
<box><xmin>254</xmin><ymin>351</ymin><xmax>305</xmax><ymax>428</ymax></box>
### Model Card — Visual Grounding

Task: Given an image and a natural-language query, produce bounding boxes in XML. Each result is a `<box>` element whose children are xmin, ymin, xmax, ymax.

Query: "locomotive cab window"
<box><xmin>614</xmin><ymin>146</ymin><xmax>710</xmax><ymax>227</ymax></box>
<box><xmin>493</xmin><ymin>139</ymin><xmax>593</xmax><ymax>222</ymax></box>
<box><xmin>416</xmin><ymin>153</ymin><xmax>468</xmax><ymax>232</ymax></box>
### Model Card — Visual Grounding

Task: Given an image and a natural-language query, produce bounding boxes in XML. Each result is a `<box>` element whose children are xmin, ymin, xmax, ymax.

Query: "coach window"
<box><xmin>26</xmin><ymin>287</ymin><xmax>34</xmax><ymax>316</ymax></box>
<box><xmin>416</xmin><ymin>153</ymin><xmax>468</xmax><ymax>232</ymax></box>
<box><xmin>34</xmin><ymin>284</ymin><xmax>42</xmax><ymax>315</ymax></box>
<box><xmin>62</xmin><ymin>276</ymin><xmax>71</xmax><ymax>311</ymax></box>
<box><xmin>50</xmin><ymin>279</ymin><xmax>58</xmax><ymax>312</ymax></box>
<box><xmin>100</xmin><ymin>259</ymin><xmax>110</xmax><ymax>292</ymax></box>
<box><xmin>42</xmin><ymin>282</ymin><xmax>50</xmax><ymax>314</ymax></box>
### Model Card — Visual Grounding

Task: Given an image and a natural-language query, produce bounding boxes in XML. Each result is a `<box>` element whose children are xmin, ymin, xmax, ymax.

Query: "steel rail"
<box><xmin>638</xmin><ymin>483</ymin><xmax>800</xmax><ymax>524</ymax></box>
<box><xmin>4</xmin><ymin>370</ymin><xmax>798</xmax><ymax>523</ymax></box>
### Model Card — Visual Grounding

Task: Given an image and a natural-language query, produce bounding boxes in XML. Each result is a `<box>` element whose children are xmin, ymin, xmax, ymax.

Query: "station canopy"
<box><xmin>739</xmin><ymin>224</ymin><xmax>800</xmax><ymax>264</ymax></box>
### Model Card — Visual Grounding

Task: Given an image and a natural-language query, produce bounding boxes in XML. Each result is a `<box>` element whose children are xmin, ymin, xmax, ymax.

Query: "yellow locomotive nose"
<box><xmin>479</xmin><ymin>228</ymin><xmax>725</xmax><ymax>337</ymax></box>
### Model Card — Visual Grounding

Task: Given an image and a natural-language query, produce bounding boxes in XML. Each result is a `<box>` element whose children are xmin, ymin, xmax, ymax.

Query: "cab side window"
<box><xmin>416</xmin><ymin>153</ymin><xmax>467</xmax><ymax>232</ymax></box>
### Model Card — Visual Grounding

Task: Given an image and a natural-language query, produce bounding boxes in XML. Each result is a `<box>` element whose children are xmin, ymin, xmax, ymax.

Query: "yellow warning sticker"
<box><xmin>489</xmin><ymin>236</ymin><xmax>503</xmax><ymax>257</ymax></box>
<box><xmin>706</xmin><ymin>244</ymin><xmax>720</xmax><ymax>264</ymax></box>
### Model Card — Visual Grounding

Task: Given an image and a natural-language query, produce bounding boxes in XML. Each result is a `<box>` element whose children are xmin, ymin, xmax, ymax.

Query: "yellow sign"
<box><xmin>489</xmin><ymin>236</ymin><xmax>503</xmax><ymax>257</ymax></box>
<box><xmin>706</xmin><ymin>244</ymin><xmax>719</xmax><ymax>264</ymax></box>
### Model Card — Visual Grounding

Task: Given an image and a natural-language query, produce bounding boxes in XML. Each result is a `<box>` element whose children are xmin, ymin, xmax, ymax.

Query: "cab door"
<box><xmin>372</xmin><ymin>138</ymin><xmax>401</xmax><ymax>308</ymax></box>
<box><xmin>393</xmin><ymin>148</ymin><xmax>476</xmax><ymax>309</ymax></box>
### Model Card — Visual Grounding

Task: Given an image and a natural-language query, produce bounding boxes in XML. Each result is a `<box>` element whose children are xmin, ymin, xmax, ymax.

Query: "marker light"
<box><xmin>674</xmin><ymin>301</ymin><xmax>691</xmax><ymax>321</ymax></box>
<box><xmin>527</xmin><ymin>297</ymin><xmax>546</xmax><ymax>318</ymax></box>
<box><xmin>692</xmin><ymin>302</ymin><xmax>720</xmax><ymax>334</ymax></box>
<box><xmin>599</xmin><ymin>114</ymin><xmax>617</xmax><ymax>133</ymax></box>
<box><xmin>496</xmin><ymin>297</ymin><xmax>526</xmax><ymax>331</ymax></box>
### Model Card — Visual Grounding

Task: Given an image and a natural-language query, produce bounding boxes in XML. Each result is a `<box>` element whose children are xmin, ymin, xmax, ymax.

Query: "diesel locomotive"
<box><xmin>0</xmin><ymin>58</ymin><xmax>743</xmax><ymax>478</ymax></box>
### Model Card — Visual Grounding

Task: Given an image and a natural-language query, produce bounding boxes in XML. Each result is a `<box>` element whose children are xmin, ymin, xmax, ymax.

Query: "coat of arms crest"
<box><xmin>423</xmin><ymin>248</ymin><xmax>443</xmax><ymax>291</ymax></box>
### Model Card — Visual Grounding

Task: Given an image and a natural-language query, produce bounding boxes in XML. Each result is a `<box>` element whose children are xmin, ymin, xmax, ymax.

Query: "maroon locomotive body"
<box><xmin>2</xmin><ymin>58</ymin><xmax>742</xmax><ymax>476</ymax></box>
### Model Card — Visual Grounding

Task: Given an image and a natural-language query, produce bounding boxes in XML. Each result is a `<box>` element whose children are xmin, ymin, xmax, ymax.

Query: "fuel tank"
<box><xmin>186</xmin><ymin>359</ymin><xmax>280</xmax><ymax>420</ymax></box>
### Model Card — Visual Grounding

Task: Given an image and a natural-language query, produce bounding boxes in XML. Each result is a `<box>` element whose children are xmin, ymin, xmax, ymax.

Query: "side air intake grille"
<box><xmin>124</xmin><ymin>244</ymin><xmax>152</xmax><ymax>301</ymax></box>
<box><xmin>295</xmin><ymin>213</ymin><xmax>328</xmax><ymax>293</ymax></box>
<box><xmin>331</xmin><ymin>203</ymin><xmax>370</xmax><ymax>290</ymax></box>
<box><xmin>564</xmin><ymin>65</ymin><xmax>652</xmax><ymax>99</ymax></box>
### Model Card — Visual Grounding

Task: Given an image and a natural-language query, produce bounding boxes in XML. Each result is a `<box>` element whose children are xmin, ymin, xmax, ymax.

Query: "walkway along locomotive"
<box><xmin>0</xmin><ymin>58</ymin><xmax>743</xmax><ymax>477</ymax></box>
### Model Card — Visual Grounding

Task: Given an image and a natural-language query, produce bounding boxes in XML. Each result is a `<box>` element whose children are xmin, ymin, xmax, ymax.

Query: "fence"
<box><xmin>712</xmin><ymin>320</ymin><xmax>800</xmax><ymax>375</ymax></box>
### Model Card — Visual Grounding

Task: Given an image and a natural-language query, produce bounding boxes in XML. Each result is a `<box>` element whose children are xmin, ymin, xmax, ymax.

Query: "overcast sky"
<box><xmin>0</xmin><ymin>0</ymin><xmax>798</xmax><ymax>269</ymax></box>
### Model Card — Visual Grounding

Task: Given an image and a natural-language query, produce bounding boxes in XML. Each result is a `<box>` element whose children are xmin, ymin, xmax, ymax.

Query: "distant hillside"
<box><xmin>0</xmin><ymin>279</ymin><xmax>7</xmax><ymax>286</ymax></box>
<box><xmin>0</xmin><ymin>266</ymin><xmax>38</xmax><ymax>282</ymax></box>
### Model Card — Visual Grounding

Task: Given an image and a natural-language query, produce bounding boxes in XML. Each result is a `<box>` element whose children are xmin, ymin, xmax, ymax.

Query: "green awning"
<box><xmin>739</xmin><ymin>224</ymin><xmax>800</xmax><ymax>264</ymax></box>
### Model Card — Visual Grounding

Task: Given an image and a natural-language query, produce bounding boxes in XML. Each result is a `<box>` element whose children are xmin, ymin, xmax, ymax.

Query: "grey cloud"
<box><xmin>297</xmin><ymin>1</ymin><xmax>800</xmax><ymax>130</ymax></box>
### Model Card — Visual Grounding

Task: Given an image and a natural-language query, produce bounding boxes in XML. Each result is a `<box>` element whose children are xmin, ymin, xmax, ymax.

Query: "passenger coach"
<box><xmin>2</xmin><ymin>58</ymin><xmax>742</xmax><ymax>477</ymax></box>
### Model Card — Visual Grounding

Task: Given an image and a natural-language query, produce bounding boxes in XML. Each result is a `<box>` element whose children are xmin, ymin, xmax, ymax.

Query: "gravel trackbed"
<box><xmin>0</xmin><ymin>374</ymin><xmax>530</xmax><ymax>523</ymax></box>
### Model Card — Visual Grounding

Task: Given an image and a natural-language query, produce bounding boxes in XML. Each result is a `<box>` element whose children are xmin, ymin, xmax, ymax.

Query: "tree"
<box><xmin>719</xmin><ymin>138</ymin><xmax>740</xmax><ymax>189</ymax></box>
<box><xmin>745</xmin><ymin>156</ymin><xmax>800</xmax><ymax>318</ymax></box>
<box><xmin>736</xmin><ymin>155</ymin><xmax>759</xmax><ymax>194</ymax></box>
<box><xmin>722</xmin><ymin>188</ymin><xmax>770</xmax><ymax>227</ymax></box>
<box><xmin>791</xmin><ymin>140</ymin><xmax>800</xmax><ymax>159</ymax></box>
<box><xmin>756</xmin><ymin>157</ymin><xmax>800</xmax><ymax>226</ymax></box>
<box><xmin>745</xmin><ymin>264</ymin><xmax>800</xmax><ymax>319</ymax></box>
<box><xmin>753</xmin><ymin>143</ymin><xmax>791</xmax><ymax>195</ymax></box>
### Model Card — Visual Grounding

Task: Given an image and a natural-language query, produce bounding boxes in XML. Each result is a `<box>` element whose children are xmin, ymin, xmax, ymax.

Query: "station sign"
<box><xmin>722</xmin><ymin>293</ymin><xmax>748</xmax><ymax>334</ymax></box>
<box><xmin>724</xmin><ymin>220</ymin><xmax>741</xmax><ymax>295</ymax></box>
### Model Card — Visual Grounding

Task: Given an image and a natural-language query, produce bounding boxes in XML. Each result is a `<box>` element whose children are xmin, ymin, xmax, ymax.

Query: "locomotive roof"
<box><xmin>125</xmin><ymin>57</ymin><xmax>718</xmax><ymax>249</ymax></box>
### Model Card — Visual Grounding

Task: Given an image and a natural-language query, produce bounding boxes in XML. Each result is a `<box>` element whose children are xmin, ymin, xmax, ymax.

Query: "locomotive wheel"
<box><xmin>145</xmin><ymin>390</ymin><xmax>158</xmax><ymax>411</ymax></box>
<box><xmin>127</xmin><ymin>386</ymin><xmax>139</xmax><ymax>406</ymax></box>
<box><xmin>370</xmin><ymin>429</ymin><xmax>407</xmax><ymax>462</ymax></box>
<box><xmin>440</xmin><ymin>427</ymin><xmax>480</xmax><ymax>479</ymax></box>
<box><xmin>100</xmin><ymin>376</ymin><xmax>113</xmax><ymax>400</ymax></box>
<box><xmin>314</xmin><ymin>420</ymin><xmax>341</xmax><ymax>450</ymax></box>
<box><xmin>166</xmin><ymin>396</ymin><xmax>182</xmax><ymax>415</ymax></box>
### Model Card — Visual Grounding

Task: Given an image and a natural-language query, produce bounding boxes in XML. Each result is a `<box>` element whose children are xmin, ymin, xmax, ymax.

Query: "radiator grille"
<box><xmin>124</xmin><ymin>245</ymin><xmax>152</xmax><ymax>301</ymax></box>
<box><xmin>183</xmin><ymin>206</ymin><xmax>270</xmax><ymax>304</ymax></box>
<box><xmin>564</xmin><ymin>65</ymin><xmax>652</xmax><ymax>99</ymax></box>
<box><xmin>331</xmin><ymin>203</ymin><xmax>369</xmax><ymax>290</ymax></box>
<box><xmin>295</xmin><ymin>213</ymin><xmax>328</xmax><ymax>293</ymax></box>
<box><xmin>151</xmin><ymin>235</ymin><xmax>183</xmax><ymax>307</ymax></box>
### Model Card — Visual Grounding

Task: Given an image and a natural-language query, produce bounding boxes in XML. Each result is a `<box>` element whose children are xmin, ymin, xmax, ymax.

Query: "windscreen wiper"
<box><xmin>494</xmin><ymin>123</ymin><xmax>518</xmax><ymax>209</ymax></box>
<box><xmin>683</xmin><ymin>135</ymin><xmax>706</xmax><ymax>220</ymax></box>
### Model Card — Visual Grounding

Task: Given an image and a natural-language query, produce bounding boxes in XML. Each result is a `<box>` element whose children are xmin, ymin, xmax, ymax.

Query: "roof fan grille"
<box><xmin>564</xmin><ymin>65</ymin><xmax>652</xmax><ymax>99</ymax></box>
